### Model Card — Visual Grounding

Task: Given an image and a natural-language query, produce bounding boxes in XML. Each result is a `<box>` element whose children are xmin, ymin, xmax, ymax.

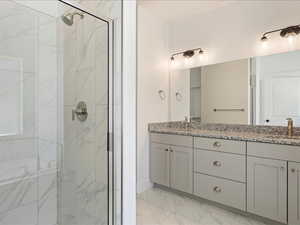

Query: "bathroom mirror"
<box><xmin>170</xmin><ymin>49</ymin><xmax>300</xmax><ymax>126</ymax></box>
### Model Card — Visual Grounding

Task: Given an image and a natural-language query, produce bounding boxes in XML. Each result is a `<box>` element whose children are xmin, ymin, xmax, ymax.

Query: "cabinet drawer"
<box><xmin>194</xmin><ymin>149</ymin><xmax>245</xmax><ymax>182</ymax></box>
<box><xmin>194</xmin><ymin>137</ymin><xmax>245</xmax><ymax>154</ymax></box>
<box><xmin>194</xmin><ymin>173</ymin><xmax>246</xmax><ymax>211</ymax></box>
<box><xmin>247</xmin><ymin>142</ymin><xmax>300</xmax><ymax>162</ymax></box>
<box><xmin>150</xmin><ymin>133</ymin><xmax>193</xmax><ymax>148</ymax></box>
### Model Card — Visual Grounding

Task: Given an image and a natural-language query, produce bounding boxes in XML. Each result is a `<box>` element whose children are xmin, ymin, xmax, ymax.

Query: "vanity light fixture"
<box><xmin>170</xmin><ymin>47</ymin><xmax>204</xmax><ymax>61</ymax></box>
<box><xmin>261</xmin><ymin>24</ymin><xmax>300</xmax><ymax>42</ymax></box>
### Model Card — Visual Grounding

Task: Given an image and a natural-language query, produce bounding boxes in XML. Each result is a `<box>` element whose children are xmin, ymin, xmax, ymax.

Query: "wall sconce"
<box><xmin>170</xmin><ymin>48</ymin><xmax>204</xmax><ymax>61</ymax></box>
<box><xmin>261</xmin><ymin>24</ymin><xmax>300</xmax><ymax>42</ymax></box>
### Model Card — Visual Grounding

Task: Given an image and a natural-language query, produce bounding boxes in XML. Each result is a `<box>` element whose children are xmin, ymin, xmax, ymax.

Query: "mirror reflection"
<box><xmin>171</xmin><ymin>50</ymin><xmax>300</xmax><ymax>126</ymax></box>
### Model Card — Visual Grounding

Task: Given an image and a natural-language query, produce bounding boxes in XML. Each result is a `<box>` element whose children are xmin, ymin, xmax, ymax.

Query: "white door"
<box><xmin>247</xmin><ymin>156</ymin><xmax>287</xmax><ymax>223</ymax></box>
<box><xmin>169</xmin><ymin>145</ymin><xmax>193</xmax><ymax>194</ymax></box>
<box><xmin>288</xmin><ymin>162</ymin><xmax>300</xmax><ymax>225</ymax></box>
<box><xmin>256</xmin><ymin>51</ymin><xmax>300</xmax><ymax>126</ymax></box>
<box><xmin>201</xmin><ymin>59</ymin><xmax>249</xmax><ymax>124</ymax></box>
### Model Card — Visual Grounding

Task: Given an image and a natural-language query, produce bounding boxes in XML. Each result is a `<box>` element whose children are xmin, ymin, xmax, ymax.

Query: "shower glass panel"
<box><xmin>58</xmin><ymin>2</ymin><xmax>110</xmax><ymax>225</ymax></box>
<box><xmin>0</xmin><ymin>0</ymin><xmax>113</xmax><ymax>225</ymax></box>
<box><xmin>0</xmin><ymin>1</ymin><xmax>59</xmax><ymax>225</ymax></box>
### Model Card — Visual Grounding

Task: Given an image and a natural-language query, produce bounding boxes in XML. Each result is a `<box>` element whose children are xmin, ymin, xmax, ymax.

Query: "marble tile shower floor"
<box><xmin>137</xmin><ymin>187</ymin><xmax>268</xmax><ymax>225</ymax></box>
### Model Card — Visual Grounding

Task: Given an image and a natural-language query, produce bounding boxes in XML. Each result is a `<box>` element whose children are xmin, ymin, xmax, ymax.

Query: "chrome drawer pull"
<box><xmin>213</xmin><ymin>141</ymin><xmax>221</xmax><ymax>147</ymax></box>
<box><xmin>213</xmin><ymin>161</ymin><xmax>221</xmax><ymax>167</ymax></box>
<box><xmin>213</xmin><ymin>186</ymin><xmax>222</xmax><ymax>193</ymax></box>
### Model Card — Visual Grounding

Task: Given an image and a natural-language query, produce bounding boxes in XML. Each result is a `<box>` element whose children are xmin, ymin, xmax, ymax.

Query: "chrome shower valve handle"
<box><xmin>72</xmin><ymin>101</ymin><xmax>88</xmax><ymax>121</ymax></box>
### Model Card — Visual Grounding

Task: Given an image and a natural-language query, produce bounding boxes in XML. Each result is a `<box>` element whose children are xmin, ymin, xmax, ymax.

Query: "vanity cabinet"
<box><xmin>194</xmin><ymin>173</ymin><xmax>246</xmax><ymax>210</ymax></box>
<box><xmin>288</xmin><ymin>162</ymin><xmax>300</xmax><ymax>225</ymax></box>
<box><xmin>194</xmin><ymin>137</ymin><xmax>246</xmax><ymax>210</ymax></box>
<box><xmin>150</xmin><ymin>132</ymin><xmax>300</xmax><ymax>225</ymax></box>
<box><xmin>169</xmin><ymin>145</ymin><xmax>193</xmax><ymax>193</ymax></box>
<box><xmin>247</xmin><ymin>156</ymin><xmax>287</xmax><ymax>224</ymax></box>
<box><xmin>150</xmin><ymin>143</ymin><xmax>170</xmax><ymax>187</ymax></box>
<box><xmin>150</xmin><ymin>134</ymin><xmax>193</xmax><ymax>194</ymax></box>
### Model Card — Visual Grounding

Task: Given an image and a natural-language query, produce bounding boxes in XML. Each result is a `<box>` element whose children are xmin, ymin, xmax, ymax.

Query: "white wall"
<box><xmin>137</xmin><ymin>5</ymin><xmax>170</xmax><ymax>193</ymax></box>
<box><xmin>169</xmin><ymin>1</ymin><xmax>300</xmax><ymax>69</ymax></box>
<box><xmin>170</xmin><ymin>69</ymin><xmax>190</xmax><ymax>121</ymax></box>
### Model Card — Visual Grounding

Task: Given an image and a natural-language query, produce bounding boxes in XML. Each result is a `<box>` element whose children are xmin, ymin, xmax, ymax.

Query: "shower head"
<box><xmin>61</xmin><ymin>12</ymin><xmax>84</xmax><ymax>26</ymax></box>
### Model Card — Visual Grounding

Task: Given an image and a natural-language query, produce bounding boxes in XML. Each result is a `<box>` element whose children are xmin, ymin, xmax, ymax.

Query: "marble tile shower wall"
<box><xmin>61</xmin><ymin>6</ymin><xmax>109</xmax><ymax>225</ymax></box>
<box><xmin>77</xmin><ymin>1</ymin><xmax>123</xmax><ymax>224</ymax></box>
<box><xmin>0</xmin><ymin>3</ymin><xmax>58</xmax><ymax>225</ymax></box>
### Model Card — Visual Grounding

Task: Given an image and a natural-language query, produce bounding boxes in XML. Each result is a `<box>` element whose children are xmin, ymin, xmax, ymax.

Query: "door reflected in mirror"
<box><xmin>170</xmin><ymin>50</ymin><xmax>300</xmax><ymax>126</ymax></box>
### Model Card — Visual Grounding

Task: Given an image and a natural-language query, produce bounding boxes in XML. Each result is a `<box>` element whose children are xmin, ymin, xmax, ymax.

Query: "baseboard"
<box><xmin>137</xmin><ymin>179</ymin><xmax>153</xmax><ymax>194</ymax></box>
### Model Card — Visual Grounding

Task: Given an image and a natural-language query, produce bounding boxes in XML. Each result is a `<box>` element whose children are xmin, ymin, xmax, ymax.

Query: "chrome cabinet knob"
<box><xmin>213</xmin><ymin>141</ymin><xmax>221</xmax><ymax>148</ymax></box>
<box><xmin>213</xmin><ymin>186</ymin><xmax>222</xmax><ymax>193</ymax></box>
<box><xmin>213</xmin><ymin>161</ymin><xmax>222</xmax><ymax>167</ymax></box>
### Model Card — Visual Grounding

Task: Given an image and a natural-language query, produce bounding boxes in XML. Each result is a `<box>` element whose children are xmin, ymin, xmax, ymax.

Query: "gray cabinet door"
<box><xmin>247</xmin><ymin>156</ymin><xmax>287</xmax><ymax>223</ymax></box>
<box><xmin>150</xmin><ymin>143</ymin><xmax>170</xmax><ymax>187</ymax></box>
<box><xmin>169</xmin><ymin>146</ymin><xmax>193</xmax><ymax>194</ymax></box>
<box><xmin>288</xmin><ymin>162</ymin><xmax>300</xmax><ymax>225</ymax></box>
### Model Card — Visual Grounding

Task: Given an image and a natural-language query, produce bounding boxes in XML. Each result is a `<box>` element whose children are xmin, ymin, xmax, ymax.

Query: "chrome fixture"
<box><xmin>260</xmin><ymin>24</ymin><xmax>300</xmax><ymax>42</ymax></box>
<box><xmin>61</xmin><ymin>12</ymin><xmax>84</xmax><ymax>26</ymax></box>
<box><xmin>175</xmin><ymin>92</ymin><xmax>183</xmax><ymax>101</ymax></box>
<box><xmin>72</xmin><ymin>101</ymin><xmax>88</xmax><ymax>121</ymax></box>
<box><xmin>287</xmin><ymin>118</ymin><xmax>294</xmax><ymax>137</ymax></box>
<box><xmin>213</xmin><ymin>141</ymin><xmax>221</xmax><ymax>148</ymax></box>
<box><xmin>213</xmin><ymin>186</ymin><xmax>222</xmax><ymax>193</ymax></box>
<box><xmin>184</xmin><ymin>116</ymin><xmax>192</xmax><ymax>123</ymax></box>
<box><xmin>158</xmin><ymin>90</ymin><xmax>166</xmax><ymax>100</ymax></box>
<box><xmin>213</xmin><ymin>161</ymin><xmax>222</xmax><ymax>167</ymax></box>
<box><xmin>170</xmin><ymin>47</ymin><xmax>204</xmax><ymax>61</ymax></box>
<box><xmin>213</xmin><ymin>108</ymin><xmax>245</xmax><ymax>112</ymax></box>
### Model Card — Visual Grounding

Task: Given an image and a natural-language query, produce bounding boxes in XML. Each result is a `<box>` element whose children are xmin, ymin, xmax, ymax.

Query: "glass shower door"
<box><xmin>58</xmin><ymin>2</ymin><xmax>110</xmax><ymax>225</ymax></box>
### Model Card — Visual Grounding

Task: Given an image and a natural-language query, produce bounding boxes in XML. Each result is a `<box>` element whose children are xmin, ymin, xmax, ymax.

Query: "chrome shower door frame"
<box><xmin>57</xmin><ymin>1</ymin><xmax>117</xmax><ymax>225</ymax></box>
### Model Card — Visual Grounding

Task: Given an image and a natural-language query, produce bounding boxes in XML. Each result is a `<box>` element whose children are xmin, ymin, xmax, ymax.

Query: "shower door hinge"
<box><xmin>250</xmin><ymin>75</ymin><xmax>256</xmax><ymax>88</ymax></box>
<box><xmin>107</xmin><ymin>132</ymin><xmax>112</xmax><ymax>152</ymax></box>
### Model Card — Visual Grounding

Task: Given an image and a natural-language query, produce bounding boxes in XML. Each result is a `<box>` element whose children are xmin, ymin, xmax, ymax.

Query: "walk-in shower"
<box><xmin>0</xmin><ymin>0</ymin><xmax>121</xmax><ymax>225</ymax></box>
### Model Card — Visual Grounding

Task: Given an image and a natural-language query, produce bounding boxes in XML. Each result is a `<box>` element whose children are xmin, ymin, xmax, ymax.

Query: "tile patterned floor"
<box><xmin>137</xmin><ymin>187</ymin><xmax>268</xmax><ymax>225</ymax></box>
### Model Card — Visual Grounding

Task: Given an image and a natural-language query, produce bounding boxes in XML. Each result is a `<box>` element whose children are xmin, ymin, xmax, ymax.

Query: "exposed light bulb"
<box><xmin>261</xmin><ymin>40</ymin><xmax>268</xmax><ymax>49</ymax></box>
<box><xmin>184</xmin><ymin>57</ymin><xmax>193</xmax><ymax>66</ymax></box>
<box><xmin>198</xmin><ymin>49</ymin><xmax>204</xmax><ymax>60</ymax></box>
<box><xmin>198</xmin><ymin>53</ymin><xmax>204</xmax><ymax>61</ymax></box>
<box><xmin>170</xmin><ymin>59</ymin><xmax>177</xmax><ymax>68</ymax></box>
<box><xmin>288</xmin><ymin>34</ymin><xmax>296</xmax><ymax>44</ymax></box>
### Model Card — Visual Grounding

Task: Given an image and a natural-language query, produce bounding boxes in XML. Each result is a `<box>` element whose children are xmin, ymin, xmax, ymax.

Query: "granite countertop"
<box><xmin>149</xmin><ymin>122</ymin><xmax>300</xmax><ymax>146</ymax></box>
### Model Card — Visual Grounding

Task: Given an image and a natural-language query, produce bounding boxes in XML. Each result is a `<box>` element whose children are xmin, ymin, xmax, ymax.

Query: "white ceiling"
<box><xmin>137</xmin><ymin>0</ymin><xmax>234</xmax><ymax>23</ymax></box>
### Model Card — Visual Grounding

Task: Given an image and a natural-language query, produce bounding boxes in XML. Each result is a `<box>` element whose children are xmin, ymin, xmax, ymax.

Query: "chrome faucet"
<box><xmin>184</xmin><ymin>116</ymin><xmax>189</xmax><ymax>123</ymax></box>
<box><xmin>184</xmin><ymin>116</ymin><xmax>191</xmax><ymax>129</ymax></box>
<box><xmin>287</xmin><ymin>118</ymin><xmax>294</xmax><ymax>137</ymax></box>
